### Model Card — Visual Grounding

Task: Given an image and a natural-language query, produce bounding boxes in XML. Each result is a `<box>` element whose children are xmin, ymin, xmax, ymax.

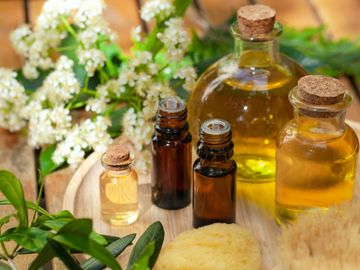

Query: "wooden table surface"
<box><xmin>0</xmin><ymin>0</ymin><xmax>360</xmax><ymax>268</ymax></box>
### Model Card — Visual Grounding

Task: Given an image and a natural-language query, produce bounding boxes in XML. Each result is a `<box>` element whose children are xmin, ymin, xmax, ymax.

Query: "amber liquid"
<box><xmin>189</xmin><ymin>53</ymin><xmax>306</xmax><ymax>183</ymax></box>
<box><xmin>193</xmin><ymin>160</ymin><xmax>236</xmax><ymax>228</ymax></box>
<box><xmin>100</xmin><ymin>169</ymin><xmax>139</xmax><ymax>225</ymax></box>
<box><xmin>151</xmin><ymin>133</ymin><xmax>192</xmax><ymax>209</ymax></box>
<box><xmin>276</xmin><ymin>123</ymin><xmax>359</xmax><ymax>223</ymax></box>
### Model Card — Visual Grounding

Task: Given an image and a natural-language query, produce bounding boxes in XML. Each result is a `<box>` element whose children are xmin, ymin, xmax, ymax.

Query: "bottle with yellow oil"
<box><xmin>100</xmin><ymin>144</ymin><xmax>139</xmax><ymax>225</ymax></box>
<box><xmin>188</xmin><ymin>4</ymin><xmax>306</xmax><ymax>210</ymax></box>
<box><xmin>276</xmin><ymin>75</ymin><xmax>359</xmax><ymax>223</ymax></box>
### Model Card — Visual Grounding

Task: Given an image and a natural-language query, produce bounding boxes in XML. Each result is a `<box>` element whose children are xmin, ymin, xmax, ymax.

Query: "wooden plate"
<box><xmin>62</xmin><ymin>120</ymin><xmax>360</xmax><ymax>269</ymax></box>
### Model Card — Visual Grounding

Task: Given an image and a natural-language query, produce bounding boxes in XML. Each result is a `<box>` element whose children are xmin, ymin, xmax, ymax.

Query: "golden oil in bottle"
<box><xmin>276</xmin><ymin>75</ymin><xmax>359</xmax><ymax>223</ymax></box>
<box><xmin>188</xmin><ymin>5</ymin><xmax>306</xmax><ymax>193</ymax></box>
<box><xmin>100</xmin><ymin>144</ymin><xmax>139</xmax><ymax>225</ymax></box>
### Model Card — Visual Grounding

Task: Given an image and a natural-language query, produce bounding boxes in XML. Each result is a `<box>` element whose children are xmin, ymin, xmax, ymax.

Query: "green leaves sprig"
<box><xmin>0</xmin><ymin>170</ymin><xmax>165</xmax><ymax>269</ymax></box>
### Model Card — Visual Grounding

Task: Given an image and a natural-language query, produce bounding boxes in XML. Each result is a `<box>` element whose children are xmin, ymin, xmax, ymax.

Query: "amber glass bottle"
<box><xmin>276</xmin><ymin>75</ymin><xmax>359</xmax><ymax>223</ymax></box>
<box><xmin>100</xmin><ymin>144</ymin><xmax>139</xmax><ymax>225</ymax></box>
<box><xmin>193</xmin><ymin>119</ymin><xmax>236</xmax><ymax>228</ymax></box>
<box><xmin>188</xmin><ymin>5</ymin><xmax>306</xmax><ymax>185</ymax></box>
<box><xmin>151</xmin><ymin>97</ymin><xmax>192</xmax><ymax>209</ymax></box>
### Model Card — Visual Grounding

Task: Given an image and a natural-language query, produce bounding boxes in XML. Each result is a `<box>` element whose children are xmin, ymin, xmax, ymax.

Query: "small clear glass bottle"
<box><xmin>100</xmin><ymin>144</ymin><xmax>139</xmax><ymax>225</ymax></box>
<box><xmin>276</xmin><ymin>75</ymin><xmax>359</xmax><ymax>223</ymax></box>
<box><xmin>193</xmin><ymin>119</ymin><xmax>237</xmax><ymax>228</ymax></box>
<box><xmin>151</xmin><ymin>96</ymin><xmax>192</xmax><ymax>209</ymax></box>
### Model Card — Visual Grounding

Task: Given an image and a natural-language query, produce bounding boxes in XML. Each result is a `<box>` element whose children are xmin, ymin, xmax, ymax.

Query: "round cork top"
<box><xmin>237</xmin><ymin>4</ymin><xmax>276</xmax><ymax>35</ymax></box>
<box><xmin>297</xmin><ymin>75</ymin><xmax>346</xmax><ymax>105</ymax></box>
<box><xmin>102</xmin><ymin>144</ymin><xmax>131</xmax><ymax>165</ymax></box>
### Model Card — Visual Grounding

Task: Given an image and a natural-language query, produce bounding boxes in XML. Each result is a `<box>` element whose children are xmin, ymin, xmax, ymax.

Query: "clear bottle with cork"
<box><xmin>276</xmin><ymin>75</ymin><xmax>359</xmax><ymax>223</ymax></box>
<box><xmin>188</xmin><ymin>4</ymin><xmax>306</xmax><ymax>184</ymax></box>
<box><xmin>100</xmin><ymin>144</ymin><xmax>139</xmax><ymax>225</ymax></box>
<box><xmin>193</xmin><ymin>119</ymin><xmax>237</xmax><ymax>228</ymax></box>
<box><xmin>151</xmin><ymin>96</ymin><xmax>192</xmax><ymax>209</ymax></box>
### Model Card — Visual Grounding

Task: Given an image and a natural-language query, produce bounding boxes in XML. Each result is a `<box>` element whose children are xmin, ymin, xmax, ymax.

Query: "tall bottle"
<box><xmin>276</xmin><ymin>75</ymin><xmax>359</xmax><ymax>223</ymax></box>
<box><xmin>100</xmin><ymin>144</ymin><xmax>139</xmax><ymax>225</ymax></box>
<box><xmin>151</xmin><ymin>96</ymin><xmax>192</xmax><ymax>209</ymax></box>
<box><xmin>188</xmin><ymin>4</ymin><xmax>306</xmax><ymax>184</ymax></box>
<box><xmin>193</xmin><ymin>119</ymin><xmax>236</xmax><ymax>228</ymax></box>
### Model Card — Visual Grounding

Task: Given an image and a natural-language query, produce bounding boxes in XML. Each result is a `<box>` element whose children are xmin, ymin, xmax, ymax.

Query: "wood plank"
<box><xmin>258</xmin><ymin>0</ymin><xmax>320</xmax><ymax>28</ymax></box>
<box><xmin>0</xmin><ymin>1</ymin><xmax>23</xmax><ymax>68</ymax></box>
<box><xmin>310</xmin><ymin>0</ymin><xmax>360</xmax><ymax>39</ymax></box>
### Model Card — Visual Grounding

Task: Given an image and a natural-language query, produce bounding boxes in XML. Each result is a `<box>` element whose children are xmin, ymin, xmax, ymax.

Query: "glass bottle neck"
<box><xmin>234</xmin><ymin>36</ymin><xmax>280</xmax><ymax>65</ymax></box>
<box><xmin>294</xmin><ymin>109</ymin><xmax>346</xmax><ymax>136</ymax></box>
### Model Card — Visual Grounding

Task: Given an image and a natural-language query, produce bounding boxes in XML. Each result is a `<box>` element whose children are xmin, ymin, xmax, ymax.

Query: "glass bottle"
<box><xmin>276</xmin><ymin>75</ymin><xmax>359</xmax><ymax>223</ymax></box>
<box><xmin>188</xmin><ymin>5</ymin><xmax>306</xmax><ymax>185</ymax></box>
<box><xmin>151</xmin><ymin>96</ymin><xmax>192</xmax><ymax>209</ymax></box>
<box><xmin>100</xmin><ymin>144</ymin><xmax>139</xmax><ymax>225</ymax></box>
<box><xmin>193</xmin><ymin>119</ymin><xmax>237</xmax><ymax>228</ymax></box>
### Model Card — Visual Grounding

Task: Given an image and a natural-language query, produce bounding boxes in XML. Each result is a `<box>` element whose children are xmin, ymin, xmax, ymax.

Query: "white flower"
<box><xmin>118</xmin><ymin>68</ymin><xmax>137</xmax><ymax>87</ymax></box>
<box><xmin>10</xmin><ymin>24</ymin><xmax>34</xmax><ymax>57</ymax></box>
<box><xmin>73</xmin><ymin>0</ymin><xmax>106</xmax><ymax>29</ymax></box>
<box><xmin>135</xmin><ymin>72</ymin><xmax>152</xmax><ymax>97</ymax></box>
<box><xmin>157</xmin><ymin>17</ymin><xmax>190</xmax><ymax>61</ymax></box>
<box><xmin>141</xmin><ymin>0</ymin><xmax>174</xmax><ymax>22</ymax></box>
<box><xmin>78</xmin><ymin>48</ymin><xmax>106</xmax><ymax>77</ymax></box>
<box><xmin>41</xmin><ymin>56</ymin><xmax>80</xmax><ymax>105</ymax></box>
<box><xmin>28</xmin><ymin>106</ymin><xmax>72</xmax><ymax>147</ymax></box>
<box><xmin>131</xmin><ymin>26</ymin><xmax>142</xmax><ymax>42</ymax></box>
<box><xmin>85</xmin><ymin>98</ymin><xmax>107</xmax><ymax>113</ymax></box>
<box><xmin>53</xmin><ymin>116</ymin><xmax>112</xmax><ymax>168</ymax></box>
<box><xmin>36</xmin><ymin>0</ymin><xmax>73</xmax><ymax>30</ymax></box>
<box><xmin>22</xmin><ymin>62</ymin><xmax>39</xmax><ymax>80</ymax></box>
<box><xmin>96</xmin><ymin>79</ymin><xmax>121</xmax><ymax>99</ymax></box>
<box><xmin>131</xmin><ymin>51</ymin><xmax>153</xmax><ymax>68</ymax></box>
<box><xmin>77</xmin><ymin>17</ymin><xmax>115</xmax><ymax>48</ymax></box>
<box><xmin>136</xmin><ymin>149</ymin><xmax>152</xmax><ymax>174</ymax></box>
<box><xmin>0</xmin><ymin>69</ymin><xmax>28</xmax><ymax>132</ymax></box>
<box><xmin>174</xmin><ymin>67</ymin><xmax>197</xmax><ymax>91</ymax></box>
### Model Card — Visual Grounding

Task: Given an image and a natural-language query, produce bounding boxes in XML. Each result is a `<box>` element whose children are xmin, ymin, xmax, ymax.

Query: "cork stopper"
<box><xmin>102</xmin><ymin>144</ymin><xmax>131</xmax><ymax>166</ymax></box>
<box><xmin>297</xmin><ymin>75</ymin><xmax>346</xmax><ymax>105</ymax></box>
<box><xmin>237</xmin><ymin>4</ymin><xmax>276</xmax><ymax>35</ymax></box>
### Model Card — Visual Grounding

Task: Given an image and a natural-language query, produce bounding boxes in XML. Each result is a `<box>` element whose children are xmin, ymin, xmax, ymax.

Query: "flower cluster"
<box><xmin>10</xmin><ymin>0</ymin><xmax>112</xmax><ymax>79</ymax></box>
<box><xmin>53</xmin><ymin>116</ymin><xmax>112</xmax><ymax>168</ymax></box>
<box><xmin>0</xmin><ymin>69</ymin><xmax>28</xmax><ymax>132</ymax></box>
<box><xmin>1</xmin><ymin>0</ymin><xmax>198</xmax><ymax>173</ymax></box>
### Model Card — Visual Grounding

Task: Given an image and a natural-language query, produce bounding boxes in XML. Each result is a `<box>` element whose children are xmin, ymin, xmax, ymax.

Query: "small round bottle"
<box><xmin>276</xmin><ymin>75</ymin><xmax>359</xmax><ymax>223</ymax></box>
<box><xmin>193</xmin><ymin>119</ymin><xmax>237</xmax><ymax>228</ymax></box>
<box><xmin>100</xmin><ymin>144</ymin><xmax>139</xmax><ymax>225</ymax></box>
<box><xmin>151</xmin><ymin>96</ymin><xmax>192</xmax><ymax>209</ymax></box>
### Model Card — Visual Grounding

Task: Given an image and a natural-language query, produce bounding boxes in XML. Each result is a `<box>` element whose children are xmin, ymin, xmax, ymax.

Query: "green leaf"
<box><xmin>29</xmin><ymin>242</ymin><xmax>56</xmax><ymax>270</ymax></box>
<box><xmin>40</xmin><ymin>144</ymin><xmax>63</xmax><ymax>176</ymax></box>
<box><xmin>0</xmin><ymin>199</ymin><xmax>51</xmax><ymax>218</ymax></box>
<box><xmin>0</xmin><ymin>262</ymin><xmax>12</xmax><ymax>270</ymax></box>
<box><xmin>0</xmin><ymin>227</ymin><xmax>51</xmax><ymax>252</ymax></box>
<box><xmin>173</xmin><ymin>0</ymin><xmax>192</xmax><ymax>16</ymax></box>
<box><xmin>16</xmin><ymin>69</ymin><xmax>51</xmax><ymax>92</ymax></box>
<box><xmin>0</xmin><ymin>171</ymin><xmax>28</xmax><ymax>227</ymax></box>
<box><xmin>53</xmin><ymin>219</ymin><xmax>121</xmax><ymax>270</ymax></box>
<box><xmin>47</xmin><ymin>238</ymin><xmax>82</xmax><ymax>270</ymax></box>
<box><xmin>131</xmin><ymin>241</ymin><xmax>155</xmax><ymax>270</ymax></box>
<box><xmin>89</xmin><ymin>232</ymin><xmax>108</xmax><ymax>246</ymax></box>
<box><xmin>81</xmin><ymin>234</ymin><xmax>136</xmax><ymax>270</ymax></box>
<box><xmin>144</xmin><ymin>25</ymin><xmax>163</xmax><ymax>55</ymax></box>
<box><xmin>0</xmin><ymin>214</ymin><xmax>14</xmax><ymax>229</ymax></box>
<box><xmin>107</xmin><ymin>105</ymin><xmax>129</xmax><ymax>137</ymax></box>
<box><xmin>126</xmin><ymin>222</ymin><xmax>164</xmax><ymax>270</ymax></box>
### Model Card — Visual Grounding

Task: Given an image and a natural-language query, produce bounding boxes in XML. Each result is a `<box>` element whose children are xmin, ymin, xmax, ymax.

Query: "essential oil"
<box><xmin>151</xmin><ymin>97</ymin><xmax>192</xmax><ymax>209</ymax></box>
<box><xmin>100</xmin><ymin>144</ymin><xmax>139</xmax><ymax>225</ymax></box>
<box><xmin>193</xmin><ymin>119</ymin><xmax>237</xmax><ymax>228</ymax></box>
<box><xmin>276</xmin><ymin>75</ymin><xmax>359</xmax><ymax>223</ymax></box>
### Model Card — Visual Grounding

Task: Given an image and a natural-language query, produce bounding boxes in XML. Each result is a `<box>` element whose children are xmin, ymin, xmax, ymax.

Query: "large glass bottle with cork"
<box><xmin>275</xmin><ymin>75</ymin><xmax>359</xmax><ymax>223</ymax></box>
<box><xmin>188</xmin><ymin>4</ymin><xmax>306</xmax><ymax>185</ymax></box>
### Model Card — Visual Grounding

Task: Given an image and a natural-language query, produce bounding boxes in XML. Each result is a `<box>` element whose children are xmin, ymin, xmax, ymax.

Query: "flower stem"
<box><xmin>60</xmin><ymin>16</ymin><xmax>78</xmax><ymax>41</ymax></box>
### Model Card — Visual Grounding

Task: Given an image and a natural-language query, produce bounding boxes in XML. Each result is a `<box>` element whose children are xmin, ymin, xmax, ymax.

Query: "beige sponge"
<box><xmin>154</xmin><ymin>223</ymin><xmax>261</xmax><ymax>270</ymax></box>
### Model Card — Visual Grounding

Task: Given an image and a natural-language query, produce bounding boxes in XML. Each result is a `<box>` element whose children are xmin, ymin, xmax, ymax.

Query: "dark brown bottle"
<box><xmin>193</xmin><ymin>119</ymin><xmax>237</xmax><ymax>228</ymax></box>
<box><xmin>151</xmin><ymin>96</ymin><xmax>192</xmax><ymax>209</ymax></box>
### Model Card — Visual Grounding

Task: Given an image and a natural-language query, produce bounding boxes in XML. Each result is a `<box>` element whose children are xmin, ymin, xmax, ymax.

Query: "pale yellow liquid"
<box><xmin>276</xmin><ymin>122</ymin><xmax>359</xmax><ymax>223</ymax></box>
<box><xmin>188</xmin><ymin>51</ymin><xmax>306</xmax><ymax>211</ymax></box>
<box><xmin>100</xmin><ymin>169</ymin><xmax>139</xmax><ymax>225</ymax></box>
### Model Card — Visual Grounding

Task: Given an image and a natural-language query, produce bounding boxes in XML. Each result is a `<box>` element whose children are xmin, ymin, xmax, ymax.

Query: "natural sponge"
<box><xmin>153</xmin><ymin>223</ymin><xmax>261</xmax><ymax>270</ymax></box>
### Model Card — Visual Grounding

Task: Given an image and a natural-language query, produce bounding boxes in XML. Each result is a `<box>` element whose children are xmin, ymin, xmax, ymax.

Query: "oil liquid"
<box><xmin>276</xmin><ymin>123</ymin><xmax>359</xmax><ymax>223</ymax></box>
<box><xmin>189</xmin><ymin>52</ymin><xmax>305</xmax><ymax>184</ymax></box>
<box><xmin>100</xmin><ymin>169</ymin><xmax>139</xmax><ymax>225</ymax></box>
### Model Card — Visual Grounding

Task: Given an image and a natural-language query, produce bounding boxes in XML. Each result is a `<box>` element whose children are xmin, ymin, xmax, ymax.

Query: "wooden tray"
<box><xmin>63</xmin><ymin>120</ymin><xmax>360</xmax><ymax>269</ymax></box>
